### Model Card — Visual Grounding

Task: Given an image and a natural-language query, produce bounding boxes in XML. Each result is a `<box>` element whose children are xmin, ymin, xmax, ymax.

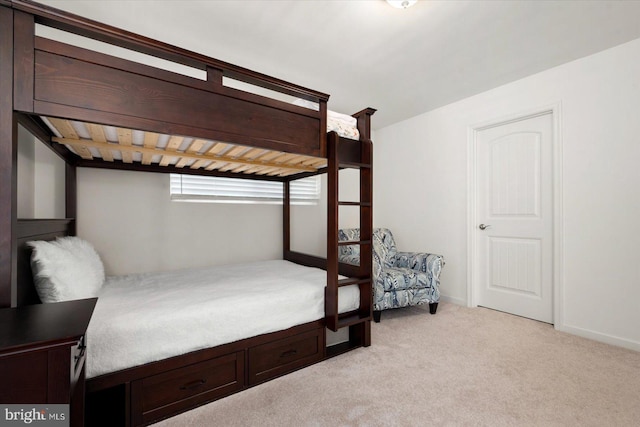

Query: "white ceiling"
<box><xmin>39</xmin><ymin>0</ymin><xmax>640</xmax><ymax>129</ymax></box>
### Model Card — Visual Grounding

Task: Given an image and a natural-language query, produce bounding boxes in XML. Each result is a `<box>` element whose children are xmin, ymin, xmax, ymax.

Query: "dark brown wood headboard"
<box><xmin>16</xmin><ymin>218</ymin><xmax>74</xmax><ymax>306</ymax></box>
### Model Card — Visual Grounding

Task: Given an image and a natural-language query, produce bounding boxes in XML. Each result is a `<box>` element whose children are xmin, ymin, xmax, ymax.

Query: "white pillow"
<box><xmin>28</xmin><ymin>236</ymin><xmax>105</xmax><ymax>303</ymax></box>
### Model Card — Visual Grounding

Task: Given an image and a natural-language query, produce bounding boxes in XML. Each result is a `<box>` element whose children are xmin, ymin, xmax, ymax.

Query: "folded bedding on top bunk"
<box><xmin>327</xmin><ymin>114</ymin><xmax>360</xmax><ymax>140</ymax></box>
<box><xmin>86</xmin><ymin>260</ymin><xmax>359</xmax><ymax>378</ymax></box>
<box><xmin>293</xmin><ymin>99</ymin><xmax>361</xmax><ymax>140</ymax></box>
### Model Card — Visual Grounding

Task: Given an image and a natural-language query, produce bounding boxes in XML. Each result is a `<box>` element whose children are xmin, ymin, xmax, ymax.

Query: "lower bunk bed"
<box><xmin>88</xmin><ymin>260</ymin><xmax>359</xmax><ymax>381</ymax></box>
<box><xmin>87</xmin><ymin>260</ymin><xmax>360</xmax><ymax>426</ymax></box>
<box><xmin>19</xmin><ymin>224</ymin><xmax>365</xmax><ymax>426</ymax></box>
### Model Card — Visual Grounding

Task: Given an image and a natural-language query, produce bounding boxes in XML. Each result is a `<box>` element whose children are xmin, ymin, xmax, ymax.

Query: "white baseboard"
<box><xmin>439</xmin><ymin>295</ymin><xmax>467</xmax><ymax>306</ymax></box>
<box><xmin>441</xmin><ymin>293</ymin><xmax>639</xmax><ymax>352</ymax></box>
<box><xmin>556</xmin><ymin>323</ymin><xmax>640</xmax><ymax>352</ymax></box>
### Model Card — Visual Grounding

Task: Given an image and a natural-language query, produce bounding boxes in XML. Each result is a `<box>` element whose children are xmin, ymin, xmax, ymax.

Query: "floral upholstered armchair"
<box><xmin>338</xmin><ymin>228</ymin><xmax>444</xmax><ymax>322</ymax></box>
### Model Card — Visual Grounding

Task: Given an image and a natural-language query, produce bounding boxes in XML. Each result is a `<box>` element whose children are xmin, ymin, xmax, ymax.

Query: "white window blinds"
<box><xmin>169</xmin><ymin>174</ymin><xmax>320</xmax><ymax>205</ymax></box>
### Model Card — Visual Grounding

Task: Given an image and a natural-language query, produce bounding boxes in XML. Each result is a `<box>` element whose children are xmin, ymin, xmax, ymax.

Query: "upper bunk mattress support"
<box><xmin>29</xmin><ymin>38</ymin><xmax>325</xmax><ymax>157</ymax></box>
<box><xmin>42</xmin><ymin>117</ymin><xmax>328</xmax><ymax>178</ymax></box>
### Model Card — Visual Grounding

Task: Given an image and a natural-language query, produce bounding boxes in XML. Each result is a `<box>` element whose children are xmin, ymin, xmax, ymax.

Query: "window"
<box><xmin>169</xmin><ymin>174</ymin><xmax>320</xmax><ymax>205</ymax></box>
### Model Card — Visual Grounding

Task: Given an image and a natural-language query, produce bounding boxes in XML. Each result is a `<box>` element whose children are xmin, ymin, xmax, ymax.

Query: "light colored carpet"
<box><xmin>156</xmin><ymin>303</ymin><xmax>640</xmax><ymax>426</ymax></box>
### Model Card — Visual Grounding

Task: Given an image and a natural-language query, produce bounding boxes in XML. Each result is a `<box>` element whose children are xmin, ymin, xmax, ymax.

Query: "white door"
<box><xmin>476</xmin><ymin>113</ymin><xmax>553</xmax><ymax>323</ymax></box>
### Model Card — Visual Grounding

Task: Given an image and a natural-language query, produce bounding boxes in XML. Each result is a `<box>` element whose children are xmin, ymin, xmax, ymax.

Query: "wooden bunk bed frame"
<box><xmin>0</xmin><ymin>1</ymin><xmax>375</xmax><ymax>425</ymax></box>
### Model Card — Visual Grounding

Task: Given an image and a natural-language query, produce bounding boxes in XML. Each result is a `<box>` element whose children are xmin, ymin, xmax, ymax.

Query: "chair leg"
<box><xmin>373</xmin><ymin>310</ymin><xmax>382</xmax><ymax>323</ymax></box>
<box><xmin>429</xmin><ymin>303</ymin><xmax>438</xmax><ymax>315</ymax></box>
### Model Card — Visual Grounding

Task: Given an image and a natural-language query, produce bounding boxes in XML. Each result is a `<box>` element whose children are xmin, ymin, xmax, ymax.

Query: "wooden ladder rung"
<box><xmin>339</xmin><ymin>161</ymin><xmax>371</xmax><ymax>169</ymax></box>
<box><xmin>338</xmin><ymin>277</ymin><xmax>370</xmax><ymax>287</ymax></box>
<box><xmin>338</xmin><ymin>201</ymin><xmax>371</xmax><ymax>207</ymax></box>
<box><xmin>337</xmin><ymin>239</ymin><xmax>371</xmax><ymax>246</ymax></box>
<box><xmin>337</xmin><ymin>314</ymin><xmax>370</xmax><ymax>329</ymax></box>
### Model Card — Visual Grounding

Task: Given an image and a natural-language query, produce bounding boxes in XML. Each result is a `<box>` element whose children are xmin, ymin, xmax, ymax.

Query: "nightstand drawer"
<box><xmin>248</xmin><ymin>328</ymin><xmax>323</xmax><ymax>385</ymax></box>
<box><xmin>0</xmin><ymin>351</ymin><xmax>48</xmax><ymax>403</ymax></box>
<box><xmin>136</xmin><ymin>351</ymin><xmax>244</xmax><ymax>424</ymax></box>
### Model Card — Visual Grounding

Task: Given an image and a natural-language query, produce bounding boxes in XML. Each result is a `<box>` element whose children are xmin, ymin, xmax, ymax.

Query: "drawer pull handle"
<box><xmin>280</xmin><ymin>349</ymin><xmax>298</xmax><ymax>358</ymax></box>
<box><xmin>74</xmin><ymin>345</ymin><xmax>86</xmax><ymax>362</ymax></box>
<box><xmin>180</xmin><ymin>379</ymin><xmax>207</xmax><ymax>390</ymax></box>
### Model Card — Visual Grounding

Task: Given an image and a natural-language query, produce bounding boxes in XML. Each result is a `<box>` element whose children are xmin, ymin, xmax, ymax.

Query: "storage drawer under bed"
<box><xmin>132</xmin><ymin>351</ymin><xmax>244</xmax><ymax>425</ymax></box>
<box><xmin>248</xmin><ymin>328</ymin><xmax>324</xmax><ymax>385</ymax></box>
<box><xmin>96</xmin><ymin>323</ymin><xmax>326</xmax><ymax>426</ymax></box>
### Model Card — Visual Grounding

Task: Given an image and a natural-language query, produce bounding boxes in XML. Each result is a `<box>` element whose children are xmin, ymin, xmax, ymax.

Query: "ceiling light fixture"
<box><xmin>386</xmin><ymin>0</ymin><xmax>417</xmax><ymax>9</ymax></box>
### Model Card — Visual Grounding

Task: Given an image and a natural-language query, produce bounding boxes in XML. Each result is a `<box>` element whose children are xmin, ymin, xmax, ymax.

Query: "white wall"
<box><xmin>34</xmin><ymin>142</ymin><xmax>65</xmax><ymax>218</ymax></box>
<box><xmin>17</xmin><ymin>126</ymin><xmax>35</xmax><ymax>218</ymax></box>
<box><xmin>77</xmin><ymin>166</ymin><xmax>362</xmax><ymax>275</ymax></box>
<box><xmin>77</xmin><ymin>168</ymin><xmax>285</xmax><ymax>276</ymax></box>
<box><xmin>17</xmin><ymin>125</ymin><xmax>65</xmax><ymax>219</ymax></box>
<box><xmin>291</xmin><ymin>174</ymin><xmax>328</xmax><ymax>258</ymax></box>
<box><xmin>374</xmin><ymin>37</ymin><xmax>640</xmax><ymax>350</ymax></box>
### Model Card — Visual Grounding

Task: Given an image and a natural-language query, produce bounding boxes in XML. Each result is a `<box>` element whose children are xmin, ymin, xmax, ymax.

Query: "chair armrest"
<box><xmin>395</xmin><ymin>251</ymin><xmax>444</xmax><ymax>278</ymax></box>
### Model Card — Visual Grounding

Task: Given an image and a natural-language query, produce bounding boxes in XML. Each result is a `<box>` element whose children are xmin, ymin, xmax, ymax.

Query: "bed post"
<box><xmin>319</xmin><ymin>99</ymin><xmax>328</xmax><ymax>157</ymax></box>
<box><xmin>325</xmin><ymin>132</ymin><xmax>339</xmax><ymax>332</ymax></box>
<box><xmin>352</xmin><ymin>108</ymin><xmax>377</xmax><ymax>142</ymax></box>
<box><xmin>66</xmin><ymin>164</ymin><xmax>77</xmax><ymax>236</ymax></box>
<box><xmin>13</xmin><ymin>9</ymin><xmax>35</xmax><ymax>113</ymax></box>
<box><xmin>283</xmin><ymin>180</ymin><xmax>290</xmax><ymax>256</ymax></box>
<box><xmin>359</xmin><ymin>138</ymin><xmax>373</xmax><ymax>348</ymax></box>
<box><xmin>0</xmin><ymin>4</ymin><xmax>16</xmax><ymax>308</ymax></box>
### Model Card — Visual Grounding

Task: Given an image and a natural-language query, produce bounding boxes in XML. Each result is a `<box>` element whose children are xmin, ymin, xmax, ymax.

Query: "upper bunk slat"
<box><xmin>142</xmin><ymin>132</ymin><xmax>159</xmax><ymax>165</ymax></box>
<box><xmin>45</xmin><ymin>118</ymin><xmax>328</xmax><ymax>177</ymax></box>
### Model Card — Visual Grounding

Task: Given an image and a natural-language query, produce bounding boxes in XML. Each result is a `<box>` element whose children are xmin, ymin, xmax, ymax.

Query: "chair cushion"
<box><xmin>374</xmin><ymin>287</ymin><xmax>439</xmax><ymax>311</ymax></box>
<box><xmin>379</xmin><ymin>267</ymin><xmax>429</xmax><ymax>291</ymax></box>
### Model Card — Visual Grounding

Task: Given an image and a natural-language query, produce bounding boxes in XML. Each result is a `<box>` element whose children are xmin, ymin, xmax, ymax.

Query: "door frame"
<box><xmin>467</xmin><ymin>103</ymin><xmax>564</xmax><ymax>327</ymax></box>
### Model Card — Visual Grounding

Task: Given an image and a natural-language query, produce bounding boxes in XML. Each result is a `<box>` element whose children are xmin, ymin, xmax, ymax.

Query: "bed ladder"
<box><xmin>326</xmin><ymin>128</ymin><xmax>373</xmax><ymax>350</ymax></box>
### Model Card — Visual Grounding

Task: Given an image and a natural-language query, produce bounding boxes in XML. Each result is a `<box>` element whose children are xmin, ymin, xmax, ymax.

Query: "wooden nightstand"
<box><xmin>0</xmin><ymin>298</ymin><xmax>97</xmax><ymax>427</ymax></box>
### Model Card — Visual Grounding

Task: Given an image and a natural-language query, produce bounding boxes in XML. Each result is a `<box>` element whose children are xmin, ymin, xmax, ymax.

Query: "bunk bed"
<box><xmin>0</xmin><ymin>1</ymin><xmax>375</xmax><ymax>426</ymax></box>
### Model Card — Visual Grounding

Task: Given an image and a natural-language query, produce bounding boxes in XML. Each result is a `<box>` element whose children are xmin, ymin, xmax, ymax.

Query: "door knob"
<box><xmin>479</xmin><ymin>224</ymin><xmax>491</xmax><ymax>230</ymax></box>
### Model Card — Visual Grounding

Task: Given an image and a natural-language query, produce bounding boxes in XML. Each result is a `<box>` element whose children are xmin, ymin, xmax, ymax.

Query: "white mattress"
<box><xmin>86</xmin><ymin>260</ymin><xmax>359</xmax><ymax>378</ymax></box>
